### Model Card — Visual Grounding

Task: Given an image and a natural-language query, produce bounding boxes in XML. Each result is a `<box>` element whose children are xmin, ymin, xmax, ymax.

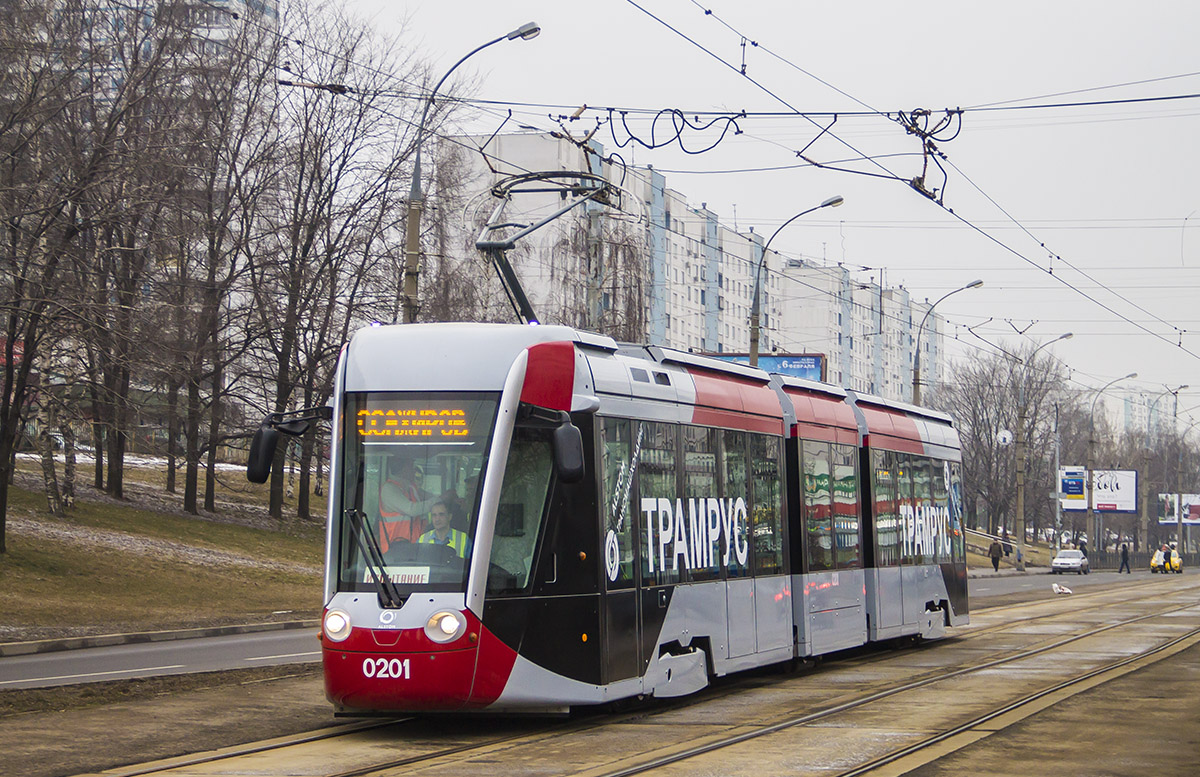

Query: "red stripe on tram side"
<box><xmin>689</xmin><ymin>370</ymin><xmax>784</xmax><ymax>435</ymax></box>
<box><xmin>858</xmin><ymin>404</ymin><xmax>924</xmax><ymax>454</ymax></box>
<box><xmin>519</xmin><ymin>341</ymin><xmax>575</xmax><ymax>411</ymax></box>
<box><xmin>785</xmin><ymin>389</ymin><xmax>859</xmax><ymax>445</ymax></box>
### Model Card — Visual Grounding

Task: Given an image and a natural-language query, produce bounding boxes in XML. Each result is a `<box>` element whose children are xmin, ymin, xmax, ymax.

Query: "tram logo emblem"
<box><xmin>379</xmin><ymin>610</ymin><xmax>396</xmax><ymax>625</ymax></box>
<box><xmin>605</xmin><ymin>530</ymin><xmax>620</xmax><ymax>581</ymax></box>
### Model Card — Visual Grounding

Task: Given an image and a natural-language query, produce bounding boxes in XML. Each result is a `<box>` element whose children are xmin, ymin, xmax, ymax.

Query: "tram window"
<box><xmin>872</xmin><ymin>449</ymin><xmax>900</xmax><ymax>567</ymax></box>
<box><xmin>722</xmin><ymin>430</ymin><xmax>750</xmax><ymax>578</ymax></box>
<box><xmin>637</xmin><ymin>421</ymin><xmax>681</xmax><ymax>586</ymax></box>
<box><xmin>915</xmin><ymin>458</ymin><xmax>934</xmax><ymax>564</ymax></box>
<box><xmin>931</xmin><ymin>460</ymin><xmax>950</xmax><ymax>563</ymax></box>
<box><xmin>948</xmin><ymin>462</ymin><xmax>965</xmax><ymax>562</ymax></box>
<box><xmin>802</xmin><ymin>439</ymin><xmax>834</xmax><ymax>572</ymax></box>
<box><xmin>750</xmin><ymin>434</ymin><xmax>783</xmax><ymax>576</ymax></box>
<box><xmin>486</xmin><ymin>427</ymin><xmax>554</xmax><ymax>594</ymax></box>
<box><xmin>600</xmin><ymin>418</ymin><xmax>637</xmax><ymax>589</ymax></box>
<box><xmin>900</xmin><ymin>457</ymin><xmax>932</xmax><ymax>565</ymax></box>
<box><xmin>831</xmin><ymin>443</ymin><xmax>861</xmax><ymax>569</ymax></box>
<box><xmin>896</xmin><ymin>454</ymin><xmax>914</xmax><ymax>564</ymax></box>
<box><xmin>685</xmin><ymin>426</ymin><xmax>722</xmax><ymax>582</ymax></box>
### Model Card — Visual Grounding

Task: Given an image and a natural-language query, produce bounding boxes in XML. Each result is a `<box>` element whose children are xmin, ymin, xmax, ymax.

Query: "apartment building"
<box><xmin>441</xmin><ymin>131</ymin><xmax>945</xmax><ymax>403</ymax></box>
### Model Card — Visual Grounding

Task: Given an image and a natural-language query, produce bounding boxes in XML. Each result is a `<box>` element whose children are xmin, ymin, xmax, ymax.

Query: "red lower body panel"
<box><xmin>322</xmin><ymin>621</ymin><xmax>520</xmax><ymax>712</ymax></box>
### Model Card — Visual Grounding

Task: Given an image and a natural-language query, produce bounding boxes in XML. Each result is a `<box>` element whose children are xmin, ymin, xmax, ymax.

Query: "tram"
<box><xmin>248</xmin><ymin>322</ymin><xmax>968</xmax><ymax>714</ymax></box>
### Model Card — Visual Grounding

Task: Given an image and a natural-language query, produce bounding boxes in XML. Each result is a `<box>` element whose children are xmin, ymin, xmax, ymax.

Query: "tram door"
<box><xmin>600</xmin><ymin>419</ymin><xmax>640</xmax><ymax>682</ymax></box>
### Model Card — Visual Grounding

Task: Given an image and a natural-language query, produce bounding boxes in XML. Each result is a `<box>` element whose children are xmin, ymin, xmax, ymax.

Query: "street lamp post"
<box><xmin>1086</xmin><ymin>372</ymin><xmax>1137</xmax><ymax>556</ymax></box>
<box><xmin>401</xmin><ymin>22</ymin><xmax>541</xmax><ymax>324</ymax></box>
<box><xmin>1176</xmin><ymin>417</ymin><xmax>1199</xmax><ymax>554</ymax></box>
<box><xmin>748</xmin><ymin>195</ymin><xmax>844</xmax><ymax>366</ymax></box>
<box><xmin>1014</xmin><ymin>332</ymin><xmax>1072</xmax><ymax>570</ymax></box>
<box><xmin>1142</xmin><ymin>385</ymin><xmax>1187</xmax><ymax>550</ymax></box>
<box><xmin>911</xmin><ymin>279</ymin><xmax>983</xmax><ymax>405</ymax></box>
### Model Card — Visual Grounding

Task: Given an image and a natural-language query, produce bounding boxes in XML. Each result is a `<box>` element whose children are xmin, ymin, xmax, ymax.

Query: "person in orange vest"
<box><xmin>378</xmin><ymin>457</ymin><xmax>437</xmax><ymax>554</ymax></box>
<box><xmin>419</xmin><ymin>501</ymin><xmax>472</xmax><ymax>558</ymax></box>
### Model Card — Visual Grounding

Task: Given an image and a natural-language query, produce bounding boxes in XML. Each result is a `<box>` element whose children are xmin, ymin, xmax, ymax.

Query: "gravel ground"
<box><xmin>0</xmin><ymin>666</ymin><xmax>337</xmax><ymax>777</ymax></box>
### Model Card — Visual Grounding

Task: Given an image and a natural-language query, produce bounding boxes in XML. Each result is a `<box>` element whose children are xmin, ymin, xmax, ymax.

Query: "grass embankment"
<box><xmin>0</xmin><ymin>479</ymin><xmax>326</xmax><ymax>641</ymax></box>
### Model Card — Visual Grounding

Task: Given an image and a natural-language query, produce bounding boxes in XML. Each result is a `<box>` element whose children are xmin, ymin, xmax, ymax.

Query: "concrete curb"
<box><xmin>0</xmin><ymin>620</ymin><xmax>320</xmax><ymax>658</ymax></box>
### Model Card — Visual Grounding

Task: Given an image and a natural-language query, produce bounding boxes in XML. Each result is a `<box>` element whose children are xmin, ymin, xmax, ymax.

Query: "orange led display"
<box><xmin>357</xmin><ymin>407</ymin><xmax>471</xmax><ymax>438</ymax></box>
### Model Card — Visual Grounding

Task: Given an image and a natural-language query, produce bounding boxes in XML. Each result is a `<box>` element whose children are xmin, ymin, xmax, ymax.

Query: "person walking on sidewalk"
<box><xmin>1118</xmin><ymin>543</ymin><xmax>1131</xmax><ymax>574</ymax></box>
<box><xmin>988</xmin><ymin>538</ymin><xmax>1003</xmax><ymax>572</ymax></box>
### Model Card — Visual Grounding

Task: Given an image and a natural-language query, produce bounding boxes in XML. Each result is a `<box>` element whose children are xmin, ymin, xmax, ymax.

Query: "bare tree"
<box><xmin>934</xmin><ymin>343</ymin><xmax>1080</xmax><ymax>538</ymax></box>
<box><xmin>246</xmin><ymin>3</ymin><xmax>421</xmax><ymax>520</ymax></box>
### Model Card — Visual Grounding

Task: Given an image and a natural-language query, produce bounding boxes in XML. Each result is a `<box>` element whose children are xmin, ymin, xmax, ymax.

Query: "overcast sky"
<box><xmin>346</xmin><ymin>1</ymin><xmax>1200</xmax><ymax>420</ymax></box>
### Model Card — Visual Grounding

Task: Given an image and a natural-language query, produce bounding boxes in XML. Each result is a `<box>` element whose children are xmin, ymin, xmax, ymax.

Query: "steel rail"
<box><xmin>584</xmin><ymin>597</ymin><xmax>1200</xmax><ymax>777</ymax></box>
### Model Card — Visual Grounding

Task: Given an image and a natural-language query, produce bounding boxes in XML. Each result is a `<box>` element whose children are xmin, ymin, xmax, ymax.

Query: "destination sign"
<box><xmin>357</xmin><ymin>407</ymin><xmax>471</xmax><ymax>439</ymax></box>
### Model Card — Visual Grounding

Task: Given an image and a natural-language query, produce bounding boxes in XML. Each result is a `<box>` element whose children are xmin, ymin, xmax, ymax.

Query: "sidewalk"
<box><xmin>0</xmin><ymin>619</ymin><xmax>320</xmax><ymax>658</ymax></box>
<box><xmin>967</xmin><ymin>566</ymin><xmax>1034</xmax><ymax>579</ymax></box>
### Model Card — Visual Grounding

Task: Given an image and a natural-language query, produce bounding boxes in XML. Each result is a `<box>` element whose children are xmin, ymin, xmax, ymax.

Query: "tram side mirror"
<box><xmin>246</xmin><ymin>423</ymin><xmax>280</xmax><ymax>484</ymax></box>
<box><xmin>553</xmin><ymin>419</ymin><xmax>585</xmax><ymax>484</ymax></box>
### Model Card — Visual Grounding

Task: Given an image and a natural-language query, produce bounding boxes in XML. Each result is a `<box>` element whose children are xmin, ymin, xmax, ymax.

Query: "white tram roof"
<box><xmin>343</xmin><ymin>322</ymin><xmax>611</xmax><ymax>393</ymax></box>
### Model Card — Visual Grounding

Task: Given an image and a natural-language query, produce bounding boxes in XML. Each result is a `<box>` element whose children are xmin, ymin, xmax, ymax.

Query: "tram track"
<box><xmin>92</xmin><ymin>577</ymin><xmax>1200</xmax><ymax>777</ymax></box>
<box><xmin>577</xmin><ymin>589</ymin><xmax>1200</xmax><ymax>777</ymax></box>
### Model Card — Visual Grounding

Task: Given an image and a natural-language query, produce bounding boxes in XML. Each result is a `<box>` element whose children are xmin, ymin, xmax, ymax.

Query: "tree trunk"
<box><xmin>183</xmin><ymin>376</ymin><xmax>201</xmax><ymax>515</ymax></box>
<box><xmin>297</xmin><ymin>430</ymin><xmax>313</xmax><ymax>521</ymax></box>
<box><xmin>314</xmin><ymin>435</ymin><xmax>324</xmax><ymax>498</ymax></box>
<box><xmin>61</xmin><ymin>416</ymin><xmax>76</xmax><ymax>509</ymax></box>
<box><xmin>36</xmin><ymin>403</ymin><xmax>64</xmax><ymax>517</ymax></box>
<box><xmin>203</xmin><ymin>364</ymin><xmax>223</xmax><ymax>513</ymax></box>
<box><xmin>166</xmin><ymin>378</ymin><xmax>179</xmax><ymax>493</ymax></box>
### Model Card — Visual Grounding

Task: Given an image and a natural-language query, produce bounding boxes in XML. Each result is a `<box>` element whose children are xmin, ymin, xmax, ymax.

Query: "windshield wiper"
<box><xmin>346</xmin><ymin>508</ymin><xmax>403</xmax><ymax>609</ymax></box>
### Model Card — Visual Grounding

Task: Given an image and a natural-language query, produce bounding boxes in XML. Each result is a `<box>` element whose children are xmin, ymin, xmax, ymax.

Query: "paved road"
<box><xmin>0</xmin><ymin>628</ymin><xmax>321</xmax><ymax>690</ymax></box>
<box><xmin>0</xmin><ymin>568</ymin><xmax>1187</xmax><ymax>690</ymax></box>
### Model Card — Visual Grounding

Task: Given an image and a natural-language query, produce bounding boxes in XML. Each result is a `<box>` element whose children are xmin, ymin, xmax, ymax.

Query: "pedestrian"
<box><xmin>1118</xmin><ymin>543</ymin><xmax>1131</xmax><ymax>574</ymax></box>
<box><xmin>1001</xmin><ymin>528</ymin><xmax>1012</xmax><ymax>558</ymax></box>
<box><xmin>988</xmin><ymin>538</ymin><xmax>1003</xmax><ymax>572</ymax></box>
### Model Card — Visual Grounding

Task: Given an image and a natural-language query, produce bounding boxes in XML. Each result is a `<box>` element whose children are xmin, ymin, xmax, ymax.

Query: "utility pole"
<box><xmin>1054</xmin><ymin>403</ymin><xmax>1062</xmax><ymax>551</ymax></box>
<box><xmin>1015</xmin><ymin>333</ymin><xmax>1071</xmax><ymax>570</ymax></box>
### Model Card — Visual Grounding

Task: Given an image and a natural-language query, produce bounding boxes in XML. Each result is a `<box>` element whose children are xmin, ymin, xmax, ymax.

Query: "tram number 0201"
<box><xmin>362</xmin><ymin>657</ymin><xmax>411</xmax><ymax>680</ymax></box>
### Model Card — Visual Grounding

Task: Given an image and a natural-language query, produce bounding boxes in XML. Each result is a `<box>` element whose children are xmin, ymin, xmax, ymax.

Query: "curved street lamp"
<box><xmin>1014</xmin><ymin>332</ymin><xmax>1072</xmax><ymax>570</ymax></box>
<box><xmin>401</xmin><ymin>22</ymin><xmax>542</xmax><ymax>324</ymax></box>
<box><xmin>1142</xmin><ymin>384</ymin><xmax>1188</xmax><ymax>550</ymax></box>
<box><xmin>748</xmin><ymin>195</ymin><xmax>844</xmax><ymax>366</ymax></box>
<box><xmin>1086</xmin><ymin>371</ymin><xmax>1137</xmax><ymax>555</ymax></box>
<box><xmin>911</xmin><ymin>279</ymin><xmax>983</xmax><ymax>405</ymax></box>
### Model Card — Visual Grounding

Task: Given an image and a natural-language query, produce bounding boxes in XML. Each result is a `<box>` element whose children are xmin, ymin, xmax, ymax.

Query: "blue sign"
<box><xmin>716</xmin><ymin>353</ymin><xmax>824</xmax><ymax>381</ymax></box>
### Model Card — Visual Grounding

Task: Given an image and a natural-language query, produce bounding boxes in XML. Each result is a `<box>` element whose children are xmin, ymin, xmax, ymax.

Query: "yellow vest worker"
<box><xmin>418</xmin><ymin>502</ymin><xmax>472</xmax><ymax>558</ymax></box>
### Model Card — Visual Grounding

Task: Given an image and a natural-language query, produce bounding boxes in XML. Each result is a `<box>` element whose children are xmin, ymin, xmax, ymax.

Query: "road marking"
<box><xmin>0</xmin><ymin>665</ymin><xmax>185</xmax><ymax>686</ymax></box>
<box><xmin>244</xmin><ymin>652</ymin><xmax>321</xmax><ymax>661</ymax></box>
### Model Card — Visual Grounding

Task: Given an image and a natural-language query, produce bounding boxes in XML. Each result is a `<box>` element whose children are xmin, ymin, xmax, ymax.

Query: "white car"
<box><xmin>1051</xmin><ymin>549</ymin><xmax>1090</xmax><ymax>575</ymax></box>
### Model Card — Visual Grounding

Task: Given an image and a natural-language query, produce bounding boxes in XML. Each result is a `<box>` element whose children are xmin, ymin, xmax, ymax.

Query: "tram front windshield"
<box><xmin>338</xmin><ymin>392</ymin><xmax>499</xmax><ymax>596</ymax></box>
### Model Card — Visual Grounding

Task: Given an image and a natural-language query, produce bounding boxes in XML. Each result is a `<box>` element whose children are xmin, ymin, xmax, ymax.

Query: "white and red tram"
<box><xmin>270</xmin><ymin>322</ymin><xmax>967</xmax><ymax>714</ymax></box>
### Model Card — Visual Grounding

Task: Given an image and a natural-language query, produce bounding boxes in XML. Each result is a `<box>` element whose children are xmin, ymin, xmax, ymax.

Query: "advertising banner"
<box><xmin>1059</xmin><ymin>467</ymin><xmax>1087</xmax><ymax>511</ymax></box>
<box><xmin>1060</xmin><ymin>468</ymin><xmax>1138</xmax><ymax>513</ymax></box>
<box><xmin>1157</xmin><ymin>494</ymin><xmax>1200</xmax><ymax>525</ymax></box>
<box><xmin>716</xmin><ymin>353</ymin><xmax>825</xmax><ymax>382</ymax></box>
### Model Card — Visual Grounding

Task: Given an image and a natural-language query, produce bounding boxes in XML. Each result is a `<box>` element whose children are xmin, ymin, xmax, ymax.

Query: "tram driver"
<box><xmin>378</xmin><ymin>457</ymin><xmax>438</xmax><ymax>554</ymax></box>
<box><xmin>418</xmin><ymin>501</ymin><xmax>472</xmax><ymax>558</ymax></box>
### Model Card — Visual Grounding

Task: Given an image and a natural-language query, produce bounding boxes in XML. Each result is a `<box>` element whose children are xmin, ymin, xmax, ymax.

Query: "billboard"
<box><xmin>1157</xmin><ymin>494</ymin><xmax>1200</xmax><ymax>525</ymax></box>
<box><xmin>712</xmin><ymin>353</ymin><xmax>825</xmax><ymax>382</ymax></box>
<box><xmin>1059</xmin><ymin>468</ymin><xmax>1138</xmax><ymax>513</ymax></box>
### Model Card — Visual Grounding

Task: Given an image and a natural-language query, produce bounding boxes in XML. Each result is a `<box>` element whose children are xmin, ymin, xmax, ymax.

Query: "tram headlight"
<box><xmin>424</xmin><ymin>610</ymin><xmax>466</xmax><ymax>643</ymax></box>
<box><xmin>323</xmin><ymin>609</ymin><xmax>352</xmax><ymax>642</ymax></box>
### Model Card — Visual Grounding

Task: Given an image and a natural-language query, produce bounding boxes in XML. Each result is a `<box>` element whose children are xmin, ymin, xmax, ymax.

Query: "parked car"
<box><xmin>1051</xmin><ymin>549</ymin><xmax>1090</xmax><ymax>575</ymax></box>
<box><xmin>1151</xmin><ymin>548</ymin><xmax>1182</xmax><ymax>573</ymax></box>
